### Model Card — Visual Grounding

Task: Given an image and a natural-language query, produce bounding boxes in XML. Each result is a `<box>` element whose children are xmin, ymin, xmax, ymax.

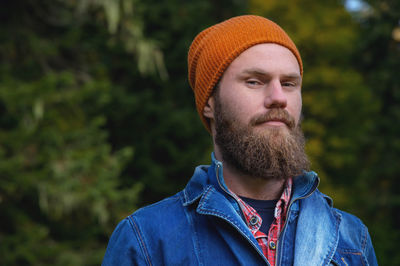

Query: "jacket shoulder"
<box><xmin>314</xmin><ymin>190</ymin><xmax>369</xmax><ymax>249</ymax></box>
<box><xmin>130</xmin><ymin>191</ymin><xmax>188</xmax><ymax>235</ymax></box>
<box><xmin>133</xmin><ymin>192</ymin><xmax>183</xmax><ymax>218</ymax></box>
<box><xmin>314</xmin><ymin>190</ymin><xmax>378</xmax><ymax>265</ymax></box>
<box><xmin>333</xmin><ymin>207</ymin><xmax>372</xmax><ymax>253</ymax></box>
<box><xmin>102</xmin><ymin>192</ymin><xmax>188</xmax><ymax>266</ymax></box>
<box><xmin>335</xmin><ymin>208</ymin><xmax>367</xmax><ymax>247</ymax></box>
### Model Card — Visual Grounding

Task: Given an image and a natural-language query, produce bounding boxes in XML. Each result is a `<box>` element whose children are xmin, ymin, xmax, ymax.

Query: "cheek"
<box><xmin>222</xmin><ymin>95</ymin><xmax>255</xmax><ymax>124</ymax></box>
<box><xmin>289</xmin><ymin>93</ymin><xmax>302</xmax><ymax>123</ymax></box>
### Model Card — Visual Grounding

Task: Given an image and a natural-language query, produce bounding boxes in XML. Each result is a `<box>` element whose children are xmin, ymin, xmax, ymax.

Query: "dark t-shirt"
<box><xmin>240</xmin><ymin>196</ymin><xmax>278</xmax><ymax>234</ymax></box>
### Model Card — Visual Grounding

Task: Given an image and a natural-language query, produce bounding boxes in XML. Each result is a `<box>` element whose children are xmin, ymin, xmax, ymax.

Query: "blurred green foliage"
<box><xmin>0</xmin><ymin>0</ymin><xmax>398</xmax><ymax>265</ymax></box>
<box><xmin>353</xmin><ymin>0</ymin><xmax>400</xmax><ymax>263</ymax></box>
<box><xmin>249</xmin><ymin>1</ymin><xmax>400</xmax><ymax>265</ymax></box>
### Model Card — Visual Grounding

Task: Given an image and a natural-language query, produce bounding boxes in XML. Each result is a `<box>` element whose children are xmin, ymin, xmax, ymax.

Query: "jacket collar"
<box><xmin>183</xmin><ymin>153</ymin><xmax>321</xmax><ymax>207</ymax></box>
<box><xmin>182</xmin><ymin>164</ymin><xmax>210</xmax><ymax>206</ymax></box>
<box><xmin>182</xmin><ymin>153</ymin><xmax>235</xmax><ymax>207</ymax></box>
<box><xmin>292</xmin><ymin>170</ymin><xmax>320</xmax><ymax>202</ymax></box>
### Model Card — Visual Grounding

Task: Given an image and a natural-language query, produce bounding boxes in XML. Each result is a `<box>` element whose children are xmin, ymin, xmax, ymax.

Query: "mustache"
<box><xmin>250</xmin><ymin>109</ymin><xmax>296</xmax><ymax>129</ymax></box>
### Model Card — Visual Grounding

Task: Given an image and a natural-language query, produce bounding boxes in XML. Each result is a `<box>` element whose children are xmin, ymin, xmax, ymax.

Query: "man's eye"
<box><xmin>282</xmin><ymin>82</ymin><xmax>296</xmax><ymax>87</ymax></box>
<box><xmin>246</xmin><ymin>80</ymin><xmax>261</xmax><ymax>86</ymax></box>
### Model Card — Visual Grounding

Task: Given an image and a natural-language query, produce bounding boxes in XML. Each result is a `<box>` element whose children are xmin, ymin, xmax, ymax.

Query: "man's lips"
<box><xmin>257</xmin><ymin>119</ymin><xmax>289</xmax><ymax>127</ymax></box>
<box><xmin>262</xmin><ymin>119</ymin><xmax>287</xmax><ymax>126</ymax></box>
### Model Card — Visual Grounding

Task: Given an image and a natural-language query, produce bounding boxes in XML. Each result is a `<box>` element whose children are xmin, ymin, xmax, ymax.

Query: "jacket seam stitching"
<box><xmin>183</xmin><ymin>188</ymin><xmax>189</xmax><ymax>203</ymax></box>
<box><xmin>338</xmin><ymin>251</ymin><xmax>362</xmax><ymax>255</ymax></box>
<box><xmin>361</xmin><ymin>224</ymin><xmax>368</xmax><ymax>252</ymax></box>
<box><xmin>129</xmin><ymin>216</ymin><xmax>153</xmax><ymax>266</ymax></box>
<box><xmin>338</xmin><ymin>248</ymin><xmax>362</xmax><ymax>253</ymax></box>
<box><xmin>183</xmin><ymin>204</ymin><xmax>204</xmax><ymax>265</ymax></box>
<box><xmin>361</xmin><ymin>225</ymin><xmax>368</xmax><ymax>266</ymax></box>
<box><xmin>322</xmin><ymin>210</ymin><xmax>341</xmax><ymax>265</ymax></box>
<box><xmin>197</xmin><ymin>185</ymin><xmax>213</xmax><ymax>208</ymax></box>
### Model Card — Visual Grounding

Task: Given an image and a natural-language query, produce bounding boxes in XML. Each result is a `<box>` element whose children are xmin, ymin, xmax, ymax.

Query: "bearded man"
<box><xmin>102</xmin><ymin>15</ymin><xmax>378</xmax><ymax>266</ymax></box>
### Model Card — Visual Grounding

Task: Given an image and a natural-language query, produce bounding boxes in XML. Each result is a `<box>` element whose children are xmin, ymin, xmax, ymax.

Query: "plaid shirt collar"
<box><xmin>230</xmin><ymin>178</ymin><xmax>293</xmax><ymax>265</ymax></box>
<box><xmin>231</xmin><ymin>178</ymin><xmax>292</xmax><ymax>233</ymax></box>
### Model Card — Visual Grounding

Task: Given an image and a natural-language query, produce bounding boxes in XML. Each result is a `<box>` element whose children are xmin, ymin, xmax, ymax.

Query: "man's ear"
<box><xmin>203</xmin><ymin>96</ymin><xmax>215</xmax><ymax>120</ymax></box>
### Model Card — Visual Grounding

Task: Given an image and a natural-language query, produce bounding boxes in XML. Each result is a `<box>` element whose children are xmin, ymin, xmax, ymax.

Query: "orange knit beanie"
<box><xmin>188</xmin><ymin>15</ymin><xmax>302</xmax><ymax>132</ymax></box>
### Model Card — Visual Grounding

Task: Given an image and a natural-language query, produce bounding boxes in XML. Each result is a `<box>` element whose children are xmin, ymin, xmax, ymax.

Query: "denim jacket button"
<box><xmin>249</xmin><ymin>216</ymin><xmax>259</xmax><ymax>226</ymax></box>
<box><xmin>269</xmin><ymin>241</ymin><xmax>276</xmax><ymax>250</ymax></box>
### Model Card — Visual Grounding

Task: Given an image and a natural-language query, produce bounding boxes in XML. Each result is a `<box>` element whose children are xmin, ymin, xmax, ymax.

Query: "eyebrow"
<box><xmin>240</xmin><ymin>68</ymin><xmax>302</xmax><ymax>81</ymax></box>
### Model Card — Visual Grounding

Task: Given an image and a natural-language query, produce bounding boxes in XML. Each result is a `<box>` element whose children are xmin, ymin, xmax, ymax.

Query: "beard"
<box><xmin>214</xmin><ymin>95</ymin><xmax>310</xmax><ymax>181</ymax></box>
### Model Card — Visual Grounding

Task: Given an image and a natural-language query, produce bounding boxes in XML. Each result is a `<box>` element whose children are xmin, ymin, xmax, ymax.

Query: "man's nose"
<box><xmin>264</xmin><ymin>81</ymin><xmax>287</xmax><ymax>109</ymax></box>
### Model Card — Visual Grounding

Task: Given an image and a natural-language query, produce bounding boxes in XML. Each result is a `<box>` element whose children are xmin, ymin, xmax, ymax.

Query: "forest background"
<box><xmin>1</xmin><ymin>0</ymin><xmax>399</xmax><ymax>265</ymax></box>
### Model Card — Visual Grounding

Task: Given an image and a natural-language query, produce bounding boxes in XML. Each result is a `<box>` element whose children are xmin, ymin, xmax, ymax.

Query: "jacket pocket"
<box><xmin>331</xmin><ymin>248</ymin><xmax>366</xmax><ymax>266</ymax></box>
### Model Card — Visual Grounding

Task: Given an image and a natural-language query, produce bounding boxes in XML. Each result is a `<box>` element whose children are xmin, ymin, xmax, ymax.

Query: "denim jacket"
<box><xmin>103</xmin><ymin>155</ymin><xmax>378</xmax><ymax>266</ymax></box>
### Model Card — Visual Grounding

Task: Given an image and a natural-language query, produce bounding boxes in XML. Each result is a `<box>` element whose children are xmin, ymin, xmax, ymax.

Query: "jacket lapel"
<box><xmin>293</xmin><ymin>191</ymin><xmax>342</xmax><ymax>265</ymax></box>
<box><xmin>196</xmin><ymin>185</ymin><xmax>258</xmax><ymax>246</ymax></box>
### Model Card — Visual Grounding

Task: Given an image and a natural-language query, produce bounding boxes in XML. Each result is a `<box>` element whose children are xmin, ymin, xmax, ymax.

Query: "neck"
<box><xmin>214</xmin><ymin>148</ymin><xmax>285</xmax><ymax>200</ymax></box>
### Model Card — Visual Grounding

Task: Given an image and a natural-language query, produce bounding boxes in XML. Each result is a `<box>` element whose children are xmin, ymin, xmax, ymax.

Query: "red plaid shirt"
<box><xmin>232</xmin><ymin>178</ymin><xmax>292</xmax><ymax>266</ymax></box>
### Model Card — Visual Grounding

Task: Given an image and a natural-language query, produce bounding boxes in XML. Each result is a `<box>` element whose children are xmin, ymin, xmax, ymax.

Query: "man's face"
<box><xmin>215</xmin><ymin>43</ymin><xmax>303</xmax><ymax>131</ymax></box>
<box><xmin>207</xmin><ymin>43</ymin><xmax>309</xmax><ymax>180</ymax></box>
